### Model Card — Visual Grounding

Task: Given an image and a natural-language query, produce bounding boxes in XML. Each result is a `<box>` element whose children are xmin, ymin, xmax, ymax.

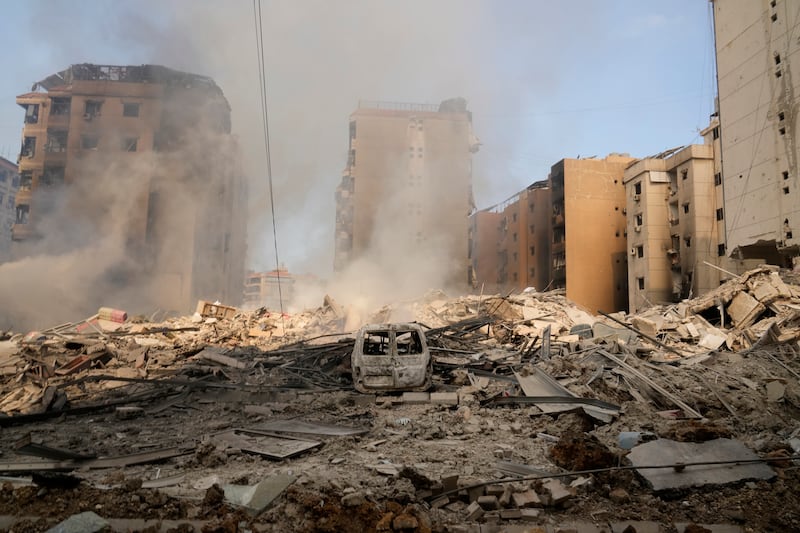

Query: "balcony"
<box><xmin>552</xmin><ymin>213</ymin><xmax>565</xmax><ymax>227</ymax></box>
<box><xmin>552</xmin><ymin>241</ymin><xmax>565</xmax><ymax>254</ymax></box>
<box><xmin>11</xmin><ymin>224</ymin><xmax>33</xmax><ymax>241</ymax></box>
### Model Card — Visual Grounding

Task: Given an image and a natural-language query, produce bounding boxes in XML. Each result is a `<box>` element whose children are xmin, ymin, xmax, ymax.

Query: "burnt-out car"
<box><xmin>351</xmin><ymin>323</ymin><xmax>433</xmax><ymax>393</ymax></box>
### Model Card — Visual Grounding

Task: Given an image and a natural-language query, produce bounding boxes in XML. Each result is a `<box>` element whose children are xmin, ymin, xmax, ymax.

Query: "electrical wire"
<box><xmin>252</xmin><ymin>0</ymin><xmax>285</xmax><ymax>318</ymax></box>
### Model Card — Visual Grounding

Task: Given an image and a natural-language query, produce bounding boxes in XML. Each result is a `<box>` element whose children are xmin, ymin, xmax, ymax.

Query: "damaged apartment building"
<box><xmin>14</xmin><ymin>64</ymin><xmax>247</xmax><ymax>311</ymax></box>
<box><xmin>712</xmin><ymin>0</ymin><xmax>800</xmax><ymax>266</ymax></box>
<box><xmin>471</xmin><ymin>154</ymin><xmax>633</xmax><ymax>314</ymax></box>
<box><xmin>334</xmin><ymin>98</ymin><xmax>480</xmax><ymax>285</ymax></box>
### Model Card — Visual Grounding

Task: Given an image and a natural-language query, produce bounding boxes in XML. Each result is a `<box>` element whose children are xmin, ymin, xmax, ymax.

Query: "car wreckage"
<box><xmin>351</xmin><ymin>323</ymin><xmax>433</xmax><ymax>393</ymax></box>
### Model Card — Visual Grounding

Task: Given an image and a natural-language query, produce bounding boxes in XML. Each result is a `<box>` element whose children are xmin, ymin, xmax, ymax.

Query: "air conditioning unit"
<box><xmin>634</xmin><ymin>225</ymin><xmax>642</xmax><ymax>232</ymax></box>
<box><xmin>83</xmin><ymin>113</ymin><xmax>93</xmax><ymax>121</ymax></box>
<box><xmin>634</xmin><ymin>194</ymin><xmax>640</xmax><ymax>201</ymax></box>
<box><xmin>630</xmin><ymin>248</ymin><xmax>637</xmax><ymax>256</ymax></box>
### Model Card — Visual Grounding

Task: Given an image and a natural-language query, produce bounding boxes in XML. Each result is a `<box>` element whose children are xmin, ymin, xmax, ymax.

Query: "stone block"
<box><xmin>511</xmin><ymin>489</ymin><xmax>541</xmax><ymax>508</ymax></box>
<box><xmin>430</xmin><ymin>392</ymin><xmax>459</xmax><ymax>405</ymax></box>
<box><xmin>466</xmin><ymin>501</ymin><xmax>485</xmax><ymax>521</ymax></box>
<box><xmin>477</xmin><ymin>495</ymin><xmax>499</xmax><ymax>510</ymax></box>
<box><xmin>402</xmin><ymin>392</ymin><xmax>430</xmax><ymax>404</ymax></box>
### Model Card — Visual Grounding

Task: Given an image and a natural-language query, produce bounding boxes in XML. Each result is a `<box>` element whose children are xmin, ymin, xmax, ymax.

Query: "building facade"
<box><xmin>713</xmin><ymin>0</ymin><xmax>800</xmax><ymax>265</ymax></box>
<box><xmin>624</xmin><ymin>144</ymin><xmax>726</xmax><ymax>312</ymax></box>
<box><xmin>0</xmin><ymin>157</ymin><xmax>19</xmax><ymax>262</ymax></box>
<box><xmin>550</xmin><ymin>155</ymin><xmax>633</xmax><ymax>313</ymax></box>
<box><xmin>334</xmin><ymin>98</ymin><xmax>480</xmax><ymax>287</ymax></box>
<box><xmin>14</xmin><ymin>64</ymin><xmax>247</xmax><ymax>311</ymax></box>
<box><xmin>243</xmin><ymin>268</ymin><xmax>295</xmax><ymax>311</ymax></box>
<box><xmin>469</xmin><ymin>181</ymin><xmax>551</xmax><ymax>294</ymax></box>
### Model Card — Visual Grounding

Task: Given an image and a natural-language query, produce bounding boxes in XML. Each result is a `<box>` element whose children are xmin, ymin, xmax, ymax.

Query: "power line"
<box><xmin>252</xmin><ymin>0</ymin><xmax>285</xmax><ymax>318</ymax></box>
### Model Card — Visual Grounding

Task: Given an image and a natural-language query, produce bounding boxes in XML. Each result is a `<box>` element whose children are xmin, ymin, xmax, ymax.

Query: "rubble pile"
<box><xmin>0</xmin><ymin>267</ymin><xmax>798</xmax><ymax>531</ymax></box>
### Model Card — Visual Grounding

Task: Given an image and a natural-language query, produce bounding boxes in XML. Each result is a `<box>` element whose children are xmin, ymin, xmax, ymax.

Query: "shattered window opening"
<box><xmin>15</xmin><ymin>204</ymin><xmax>29</xmax><ymax>224</ymax></box>
<box><xmin>50</xmin><ymin>97</ymin><xmax>71</xmax><ymax>116</ymax></box>
<box><xmin>123</xmin><ymin>137</ymin><xmax>138</xmax><ymax>152</ymax></box>
<box><xmin>81</xmin><ymin>135</ymin><xmax>99</xmax><ymax>150</ymax></box>
<box><xmin>363</xmin><ymin>332</ymin><xmax>390</xmax><ymax>355</ymax></box>
<box><xmin>123</xmin><ymin>102</ymin><xmax>140</xmax><ymax>117</ymax></box>
<box><xmin>45</xmin><ymin>130</ymin><xmax>68</xmax><ymax>153</ymax></box>
<box><xmin>84</xmin><ymin>100</ymin><xmax>103</xmax><ymax>117</ymax></box>
<box><xmin>21</xmin><ymin>136</ymin><xmax>36</xmax><ymax>158</ymax></box>
<box><xmin>396</xmin><ymin>331</ymin><xmax>422</xmax><ymax>355</ymax></box>
<box><xmin>24</xmin><ymin>104</ymin><xmax>39</xmax><ymax>124</ymax></box>
<box><xmin>41</xmin><ymin>166</ymin><xmax>65</xmax><ymax>187</ymax></box>
<box><xmin>19</xmin><ymin>171</ymin><xmax>32</xmax><ymax>190</ymax></box>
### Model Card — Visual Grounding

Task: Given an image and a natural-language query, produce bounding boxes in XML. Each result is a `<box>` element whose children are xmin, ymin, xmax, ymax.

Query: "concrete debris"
<box><xmin>0</xmin><ymin>271</ymin><xmax>796</xmax><ymax>530</ymax></box>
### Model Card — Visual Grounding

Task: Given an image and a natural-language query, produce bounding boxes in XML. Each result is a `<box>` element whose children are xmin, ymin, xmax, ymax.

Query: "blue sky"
<box><xmin>0</xmin><ymin>1</ymin><xmax>717</xmax><ymax>276</ymax></box>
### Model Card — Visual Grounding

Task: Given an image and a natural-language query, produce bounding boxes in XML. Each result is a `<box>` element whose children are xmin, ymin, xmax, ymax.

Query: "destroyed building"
<box><xmin>712</xmin><ymin>0</ymin><xmax>800</xmax><ymax>265</ymax></box>
<box><xmin>0</xmin><ymin>156</ymin><xmax>19</xmax><ymax>262</ymax></box>
<box><xmin>13</xmin><ymin>64</ymin><xmax>247</xmax><ymax>312</ymax></box>
<box><xmin>469</xmin><ymin>181</ymin><xmax>551</xmax><ymax>294</ymax></box>
<box><xmin>334</xmin><ymin>98</ymin><xmax>480</xmax><ymax>287</ymax></box>
<box><xmin>243</xmin><ymin>267</ymin><xmax>295</xmax><ymax>311</ymax></box>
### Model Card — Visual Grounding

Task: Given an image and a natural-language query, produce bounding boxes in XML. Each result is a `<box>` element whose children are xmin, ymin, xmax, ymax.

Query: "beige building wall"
<box><xmin>713</xmin><ymin>0</ymin><xmax>800</xmax><ymax>264</ymax></box>
<box><xmin>334</xmin><ymin>99</ymin><xmax>477</xmax><ymax>287</ymax></box>
<box><xmin>551</xmin><ymin>155</ymin><xmax>633</xmax><ymax>313</ymax></box>
<box><xmin>624</xmin><ymin>159</ymin><xmax>672</xmax><ymax>313</ymax></box>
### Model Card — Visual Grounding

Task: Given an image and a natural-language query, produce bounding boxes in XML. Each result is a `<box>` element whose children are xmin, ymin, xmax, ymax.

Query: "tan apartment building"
<box><xmin>469</xmin><ymin>181</ymin><xmax>551</xmax><ymax>294</ymax></box>
<box><xmin>712</xmin><ymin>0</ymin><xmax>800</xmax><ymax>265</ymax></box>
<box><xmin>549</xmin><ymin>155</ymin><xmax>633</xmax><ymax>313</ymax></box>
<box><xmin>334</xmin><ymin>98</ymin><xmax>480</xmax><ymax>287</ymax></box>
<box><xmin>14</xmin><ymin>64</ymin><xmax>247</xmax><ymax>311</ymax></box>
<box><xmin>243</xmin><ymin>268</ymin><xmax>295</xmax><ymax>311</ymax></box>
<box><xmin>624</xmin><ymin>144</ymin><xmax>724</xmax><ymax>312</ymax></box>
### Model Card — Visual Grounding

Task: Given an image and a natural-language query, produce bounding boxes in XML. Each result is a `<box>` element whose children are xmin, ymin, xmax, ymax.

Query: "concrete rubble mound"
<box><xmin>0</xmin><ymin>267</ymin><xmax>798</xmax><ymax>531</ymax></box>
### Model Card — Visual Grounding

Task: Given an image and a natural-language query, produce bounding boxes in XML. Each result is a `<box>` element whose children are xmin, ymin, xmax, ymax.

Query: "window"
<box><xmin>637</xmin><ymin>277</ymin><xmax>645</xmax><ymax>290</ymax></box>
<box><xmin>714</xmin><ymin>172</ymin><xmax>722</xmax><ymax>186</ymax></box>
<box><xmin>512</xmin><ymin>272</ymin><xmax>518</xmax><ymax>282</ymax></box>
<box><xmin>718</xmin><ymin>243</ymin><xmax>726</xmax><ymax>256</ymax></box>
<box><xmin>529</xmin><ymin>203</ymin><xmax>534</xmax><ymax>213</ymax></box>
<box><xmin>24</xmin><ymin>104</ymin><xmax>39</xmax><ymax>124</ymax></box>
<box><xmin>636</xmin><ymin>245</ymin><xmax>644</xmax><ymax>258</ymax></box>
<box><xmin>123</xmin><ymin>103</ymin><xmax>140</xmax><ymax>117</ymax></box>
<box><xmin>634</xmin><ymin>213</ymin><xmax>643</xmax><ymax>226</ymax></box>
<box><xmin>784</xmin><ymin>186</ymin><xmax>790</xmax><ymax>194</ymax></box>
<box><xmin>81</xmin><ymin>135</ymin><xmax>99</xmax><ymax>150</ymax></box>
<box><xmin>716</xmin><ymin>208</ymin><xmax>724</xmax><ymax>221</ymax></box>
<box><xmin>779</xmin><ymin>112</ymin><xmax>785</xmax><ymax>121</ymax></box>
<box><xmin>775</xmin><ymin>53</ymin><xmax>781</xmax><ymax>65</ymax></box>
<box><xmin>396</xmin><ymin>330</ymin><xmax>423</xmax><ymax>355</ymax></box>
<box><xmin>712</xmin><ymin>127</ymin><xmax>720</xmax><ymax>140</ymax></box>
<box><xmin>529</xmin><ymin>245</ymin><xmax>535</xmax><ymax>256</ymax></box>
<box><xmin>15</xmin><ymin>204</ymin><xmax>29</xmax><ymax>224</ymax></box>
<box><xmin>783</xmin><ymin>171</ymin><xmax>790</xmax><ymax>180</ymax></box>
<box><xmin>7</xmin><ymin>195</ymin><xmax>13</xmax><ymax>208</ymax></box>
<box><xmin>19</xmin><ymin>171</ymin><xmax>32</xmax><ymax>190</ymax></box>
<box><xmin>0</xmin><ymin>170</ymin><xmax>5</xmax><ymax>182</ymax></box>
<box><xmin>21</xmin><ymin>136</ymin><xmax>36</xmax><ymax>158</ymax></box>
<box><xmin>684</xmin><ymin>236</ymin><xmax>692</xmax><ymax>247</ymax></box>
<box><xmin>772</xmin><ymin>12</ymin><xmax>777</xmax><ymax>22</ymax></box>
<box><xmin>779</xmin><ymin>126</ymin><xmax>786</xmax><ymax>135</ymax></box>
<box><xmin>529</xmin><ymin>224</ymin><xmax>534</xmax><ymax>234</ymax></box>
<box><xmin>775</xmin><ymin>69</ymin><xmax>782</xmax><ymax>79</ymax></box>
<box><xmin>513</xmin><ymin>252</ymin><xmax>518</xmax><ymax>262</ymax></box>
<box><xmin>634</xmin><ymin>182</ymin><xmax>642</xmax><ymax>195</ymax></box>
<box><xmin>683</xmin><ymin>203</ymin><xmax>690</xmax><ymax>214</ymax></box>
<box><xmin>122</xmin><ymin>137</ymin><xmax>138</xmax><ymax>152</ymax></box>
<box><xmin>84</xmin><ymin>100</ymin><xmax>102</xmax><ymax>117</ymax></box>
<box><xmin>45</xmin><ymin>130</ymin><xmax>68</xmax><ymax>152</ymax></box>
<box><xmin>512</xmin><ymin>213</ymin><xmax>517</xmax><ymax>222</ymax></box>
<box><xmin>349</xmin><ymin>121</ymin><xmax>356</xmax><ymax>139</ymax></box>
<box><xmin>681</xmin><ymin>169</ymin><xmax>688</xmax><ymax>181</ymax></box>
<box><xmin>50</xmin><ymin>97</ymin><xmax>71</xmax><ymax>116</ymax></box>
<box><xmin>529</xmin><ymin>267</ymin><xmax>535</xmax><ymax>278</ymax></box>
<box><xmin>512</xmin><ymin>232</ymin><xmax>517</xmax><ymax>242</ymax></box>
<box><xmin>0</xmin><ymin>193</ymin><xmax>4</xmax><ymax>206</ymax></box>
<box><xmin>41</xmin><ymin>166</ymin><xmax>65</xmax><ymax>186</ymax></box>
<box><xmin>349</xmin><ymin>149</ymin><xmax>356</xmax><ymax>166</ymax></box>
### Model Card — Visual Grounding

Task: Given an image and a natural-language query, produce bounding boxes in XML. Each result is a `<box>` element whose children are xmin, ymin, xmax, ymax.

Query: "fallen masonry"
<box><xmin>0</xmin><ymin>266</ymin><xmax>797</xmax><ymax>531</ymax></box>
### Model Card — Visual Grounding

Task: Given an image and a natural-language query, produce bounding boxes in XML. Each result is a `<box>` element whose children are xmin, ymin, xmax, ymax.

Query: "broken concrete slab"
<box><xmin>402</xmin><ymin>392</ymin><xmax>430</xmax><ymax>404</ymax></box>
<box><xmin>257</xmin><ymin>418</ymin><xmax>369</xmax><ymax>436</ymax></box>
<box><xmin>45</xmin><ymin>511</ymin><xmax>109</xmax><ymax>533</ymax></box>
<box><xmin>511</xmin><ymin>489</ymin><xmax>541</xmax><ymax>508</ymax></box>
<box><xmin>627</xmin><ymin>438</ymin><xmax>775</xmax><ymax>491</ymax></box>
<box><xmin>223</xmin><ymin>473</ymin><xmax>295</xmax><ymax>515</ymax></box>
<box><xmin>727</xmin><ymin>292</ymin><xmax>765</xmax><ymax>329</ymax></box>
<box><xmin>673</xmin><ymin>524</ymin><xmax>743</xmax><ymax>533</ymax></box>
<box><xmin>430</xmin><ymin>392</ymin><xmax>459</xmax><ymax>405</ymax></box>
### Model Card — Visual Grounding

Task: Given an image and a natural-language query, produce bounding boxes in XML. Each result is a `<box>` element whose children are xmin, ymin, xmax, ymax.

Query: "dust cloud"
<box><xmin>1</xmin><ymin>1</ymin><xmax>583</xmax><ymax>328</ymax></box>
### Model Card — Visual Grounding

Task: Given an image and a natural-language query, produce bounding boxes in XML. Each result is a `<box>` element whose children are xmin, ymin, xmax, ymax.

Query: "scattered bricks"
<box><xmin>519</xmin><ymin>509</ymin><xmax>542</xmax><ymax>522</ymax></box>
<box><xmin>500</xmin><ymin>508</ymin><xmax>522</xmax><ymax>519</ymax></box>
<box><xmin>485</xmin><ymin>484</ymin><xmax>505</xmax><ymax>497</ymax></box>
<box><xmin>483</xmin><ymin>511</ymin><xmax>500</xmax><ymax>524</ymax></box>
<box><xmin>466</xmin><ymin>501</ymin><xmax>485</xmax><ymax>521</ymax></box>
<box><xmin>430</xmin><ymin>392</ymin><xmax>459</xmax><ymax>405</ymax></box>
<box><xmin>477</xmin><ymin>495</ymin><xmax>499</xmax><ymax>510</ymax></box>
<box><xmin>541</xmin><ymin>479</ymin><xmax>573</xmax><ymax>506</ymax></box>
<box><xmin>441</xmin><ymin>473</ymin><xmax>459</xmax><ymax>494</ymax></box>
<box><xmin>609</xmin><ymin>487</ymin><xmax>630</xmax><ymax>504</ymax></box>
<box><xmin>499</xmin><ymin>485</ymin><xmax>513</xmax><ymax>508</ymax></box>
<box><xmin>467</xmin><ymin>484</ymin><xmax>485</xmax><ymax>503</ymax></box>
<box><xmin>115</xmin><ymin>406</ymin><xmax>144</xmax><ymax>420</ymax></box>
<box><xmin>402</xmin><ymin>392</ymin><xmax>430</xmax><ymax>404</ymax></box>
<box><xmin>392</xmin><ymin>513</ymin><xmax>419</xmax><ymax>531</ymax></box>
<box><xmin>511</xmin><ymin>490</ymin><xmax>541</xmax><ymax>508</ymax></box>
<box><xmin>431</xmin><ymin>495</ymin><xmax>449</xmax><ymax>509</ymax></box>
